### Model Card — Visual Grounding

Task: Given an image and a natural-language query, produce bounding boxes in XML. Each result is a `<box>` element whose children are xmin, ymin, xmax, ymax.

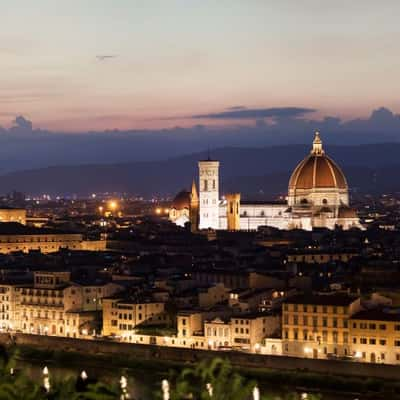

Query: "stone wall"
<box><xmin>1</xmin><ymin>333</ymin><xmax>400</xmax><ymax>380</ymax></box>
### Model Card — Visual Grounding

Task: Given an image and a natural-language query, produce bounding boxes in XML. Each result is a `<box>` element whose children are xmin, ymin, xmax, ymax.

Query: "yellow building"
<box><xmin>0</xmin><ymin>223</ymin><xmax>105</xmax><ymax>254</ymax></box>
<box><xmin>102</xmin><ymin>297</ymin><xmax>168</xmax><ymax>340</ymax></box>
<box><xmin>0</xmin><ymin>208</ymin><xmax>26</xmax><ymax>225</ymax></box>
<box><xmin>350</xmin><ymin>309</ymin><xmax>400</xmax><ymax>364</ymax></box>
<box><xmin>14</xmin><ymin>271</ymin><xmax>121</xmax><ymax>338</ymax></box>
<box><xmin>282</xmin><ymin>293</ymin><xmax>361</xmax><ymax>358</ymax></box>
<box><xmin>287</xmin><ymin>250</ymin><xmax>358</xmax><ymax>264</ymax></box>
<box><xmin>0</xmin><ymin>283</ymin><xmax>19</xmax><ymax>331</ymax></box>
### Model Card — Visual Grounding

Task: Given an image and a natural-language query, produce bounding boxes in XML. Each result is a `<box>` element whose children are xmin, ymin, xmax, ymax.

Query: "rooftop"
<box><xmin>351</xmin><ymin>309</ymin><xmax>400</xmax><ymax>322</ymax></box>
<box><xmin>285</xmin><ymin>293</ymin><xmax>358</xmax><ymax>307</ymax></box>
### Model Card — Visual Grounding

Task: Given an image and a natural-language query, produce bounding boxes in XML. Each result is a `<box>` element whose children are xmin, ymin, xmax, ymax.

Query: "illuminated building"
<box><xmin>350</xmin><ymin>309</ymin><xmax>400</xmax><ymax>364</ymax></box>
<box><xmin>0</xmin><ymin>207</ymin><xmax>26</xmax><ymax>225</ymax></box>
<box><xmin>102</xmin><ymin>297</ymin><xmax>169</xmax><ymax>340</ymax></box>
<box><xmin>282</xmin><ymin>293</ymin><xmax>361</xmax><ymax>358</ymax></box>
<box><xmin>15</xmin><ymin>271</ymin><xmax>122</xmax><ymax>337</ymax></box>
<box><xmin>170</xmin><ymin>132</ymin><xmax>363</xmax><ymax>231</ymax></box>
<box><xmin>0</xmin><ymin>223</ymin><xmax>105</xmax><ymax>254</ymax></box>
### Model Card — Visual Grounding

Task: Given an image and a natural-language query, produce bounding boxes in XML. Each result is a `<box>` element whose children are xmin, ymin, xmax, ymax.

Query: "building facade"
<box><xmin>170</xmin><ymin>132</ymin><xmax>363</xmax><ymax>231</ymax></box>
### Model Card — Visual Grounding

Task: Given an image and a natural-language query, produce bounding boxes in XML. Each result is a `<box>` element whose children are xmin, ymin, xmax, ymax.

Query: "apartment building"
<box><xmin>350</xmin><ymin>309</ymin><xmax>400</xmax><ymax>364</ymax></box>
<box><xmin>14</xmin><ymin>271</ymin><xmax>122</xmax><ymax>337</ymax></box>
<box><xmin>282</xmin><ymin>293</ymin><xmax>361</xmax><ymax>358</ymax></box>
<box><xmin>102</xmin><ymin>296</ymin><xmax>169</xmax><ymax>340</ymax></box>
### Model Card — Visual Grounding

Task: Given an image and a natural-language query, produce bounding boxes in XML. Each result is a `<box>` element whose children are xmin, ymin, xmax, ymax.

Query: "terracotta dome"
<box><xmin>171</xmin><ymin>190</ymin><xmax>190</xmax><ymax>210</ymax></box>
<box><xmin>289</xmin><ymin>132</ymin><xmax>347</xmax><ymax>191</ymax></box>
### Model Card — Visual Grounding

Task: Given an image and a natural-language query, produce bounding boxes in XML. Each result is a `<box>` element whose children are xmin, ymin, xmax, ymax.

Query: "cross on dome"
<box><xmin>311</xmin><ymin>131</ymin><xmax>324</xmax><ymax>155</ymax></box>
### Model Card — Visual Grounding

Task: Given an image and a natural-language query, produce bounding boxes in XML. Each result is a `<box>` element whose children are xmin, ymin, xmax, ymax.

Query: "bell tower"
<box><xmin>226</xmin><ymin>193</ymin><xmax>241</xmax><ymax>231</ymax></box>
<box><xmin>198</xmin><ymin>158</ymin><xmax>220</xmax><ymax>230</ymax></box>
<box><xmin>190</xmin><ymin>179</ymin><xmax>199</xmax><ymax>233</ymax></box>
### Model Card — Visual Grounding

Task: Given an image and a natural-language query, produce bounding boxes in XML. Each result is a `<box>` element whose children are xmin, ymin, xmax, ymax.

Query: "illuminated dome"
<box><xmin>171</xmin><ymin>190</ymin><xmax>190</xmax><ymax>210</ymax></box>
<box><xmin>288</xmin><ymin>132</ymin><xmax>349</xmax><ymax>207</ymax></box>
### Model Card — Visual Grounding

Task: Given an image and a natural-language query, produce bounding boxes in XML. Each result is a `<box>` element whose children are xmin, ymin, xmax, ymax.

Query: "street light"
<box><xmin>109</xmin><ymin>201</ymin><xmax>118</xmax><ymax>211</ymax></box>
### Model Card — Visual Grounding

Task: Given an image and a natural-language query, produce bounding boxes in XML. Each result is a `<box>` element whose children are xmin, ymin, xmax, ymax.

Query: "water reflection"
<box><xmin>17</xmin><ymin>359</ymin><xmax>358</xmax><ymax>400</ymax></box>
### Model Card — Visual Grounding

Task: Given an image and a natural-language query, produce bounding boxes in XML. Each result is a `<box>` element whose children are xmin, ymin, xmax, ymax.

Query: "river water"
<box><xmin>18</xmin><ymin>359</ymin><xmax>362</xmax><ymax>400</ymax></box>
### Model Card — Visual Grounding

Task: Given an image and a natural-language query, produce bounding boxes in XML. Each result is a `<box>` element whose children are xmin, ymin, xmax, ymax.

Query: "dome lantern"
<box><xmin>311</xmin><ymin>131</ymin><xmax>324</xmax><ymax>155</ymax></box>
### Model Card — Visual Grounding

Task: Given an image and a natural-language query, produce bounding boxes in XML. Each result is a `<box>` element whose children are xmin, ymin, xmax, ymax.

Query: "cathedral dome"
<box><xmin>288</xmin><ymin>132</ymin><xmax>349</xmax><ymax>207</ymax></box>
<box><xmin>171</xmin><ymin>190</ymin><xmax>190</xmax><ymax>210</ymax></box>
<box><xmin>289</xmin><ymin>132</ymin><xmax>347</xmax><ymax>191</ymax></box>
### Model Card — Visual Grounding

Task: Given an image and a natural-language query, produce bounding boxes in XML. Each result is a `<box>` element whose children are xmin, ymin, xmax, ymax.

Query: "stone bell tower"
<box><xmin>226</xmin><ymin>193</ymin><xmax>241</xmax><ymax>231</ymax></box>
<box><xmin>198</xmin><ymin>158</ymin><xmax>220</xmax><ymax>230</ymax></box>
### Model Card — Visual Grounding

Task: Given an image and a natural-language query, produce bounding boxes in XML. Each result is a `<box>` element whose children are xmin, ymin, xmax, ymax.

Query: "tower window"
<box><xmin>203</xmin><ymin>180</ymin><xmax>208</xmax><ymax>191</ymax></box>
<box><xmin>213</xmin><ymin>180</ymin><xmax>216</xmax><ymax>189</ymax></box>
<box><xmin>322</xmin><ymin>199</ymin><xmax>328</xmax><ymax>205</ymax></box>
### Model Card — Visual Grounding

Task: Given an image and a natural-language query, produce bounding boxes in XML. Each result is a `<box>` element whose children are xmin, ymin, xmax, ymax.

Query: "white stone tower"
<box><xmin>198</xmin><ymin>158</ymin><xmax>220</xmax><ymax>230</ymax></box>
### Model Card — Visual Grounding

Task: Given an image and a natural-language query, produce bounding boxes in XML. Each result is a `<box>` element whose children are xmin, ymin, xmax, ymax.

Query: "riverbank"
<box><xmin>12</xmin><ymin>344</ymin><xmax>400</xmax><ymax>399</ymax></box>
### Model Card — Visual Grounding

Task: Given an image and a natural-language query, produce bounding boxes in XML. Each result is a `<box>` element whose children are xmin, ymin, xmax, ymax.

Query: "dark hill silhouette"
<box><xmin>0</xmin><ymin>143</ymin><xmax>399</xmax><ymax>197</ymax></box>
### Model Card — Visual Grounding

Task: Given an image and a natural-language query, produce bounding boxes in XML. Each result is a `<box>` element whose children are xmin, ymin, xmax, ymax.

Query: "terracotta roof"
<box><xmin>289</xmin><ymin>154</ymin><xmax>347</xmax><ymax>190</ymax></box>
<box><xmin>285</xmin><ymin>293</ymin><xmax>358</xmax><ymax>306</ymax></box>
<box><xmin>351</xmin><ymin>310</ymin><xmax>400</xmax><ymax>322</ymax></box>
<box><xmin>171</xmin><ymin>190</ymin><xmax>190</xmax><ymax>210</ymax></box>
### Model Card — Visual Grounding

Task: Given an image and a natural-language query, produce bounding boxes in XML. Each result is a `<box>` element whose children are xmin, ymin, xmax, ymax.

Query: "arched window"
<box><xmin>322</xmin><ymin>199</ymin><xmax>328</xmax><ymax>205</ymax></box>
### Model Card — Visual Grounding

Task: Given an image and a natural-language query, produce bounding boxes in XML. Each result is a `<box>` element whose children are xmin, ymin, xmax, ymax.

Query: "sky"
<box><xmin>1</xmin><ymin>0</ymin><xmax>400</xmax><ymax>132</ymax></box>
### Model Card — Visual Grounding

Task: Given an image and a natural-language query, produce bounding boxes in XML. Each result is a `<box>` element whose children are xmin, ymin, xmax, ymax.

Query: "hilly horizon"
<box><xmin>1</xmin><ymin>143</ymin><xmax>400</xmax><ymax>198</ymax></box>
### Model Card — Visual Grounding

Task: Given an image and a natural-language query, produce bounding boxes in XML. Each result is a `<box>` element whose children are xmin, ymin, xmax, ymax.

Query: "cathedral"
<box><xmin>169</xmin><ymin>132</ymin><xmax>363</xmax><ymax>231</ymax></box>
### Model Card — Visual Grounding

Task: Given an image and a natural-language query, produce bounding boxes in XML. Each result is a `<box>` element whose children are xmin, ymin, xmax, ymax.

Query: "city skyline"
<box><xmin>1</xmin><ymin>0</ymin><xmax>400</xmax><ymax>131</ymax></box>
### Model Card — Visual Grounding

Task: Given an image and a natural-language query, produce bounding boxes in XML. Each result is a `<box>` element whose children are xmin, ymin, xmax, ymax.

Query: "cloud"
<box><xmin>226</xmin><ymin>106</ymin><xmax>247</xmax><ymax>111</ymax></box>
<box><xmin>192</xmin><ymin>107</ymin><xmax>316</xmax><ymax>120</ymax></box>
<box><xmin>11</xmin><ymin>115</ymin><xmax>33</xmax><ymax>132</ymax></box>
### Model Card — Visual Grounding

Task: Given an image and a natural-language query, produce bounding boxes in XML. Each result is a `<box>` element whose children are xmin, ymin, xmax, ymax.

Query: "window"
<box><xmin>293</xmin><ymin>315</ymin><xmax>298</xmax><ymax>325</ymax></box>
<box><xmin>395</xmin><ymin>340</ymin><xmax>400</xmax><ymax>347</ymax></box>
<box><xmin>303</xmin><ymin>330</ymin><xmax>308</xmax><ymax>340</ymax></box>
<box><xmin>303</xmin><ymin>305</ymin><xmax>308</xmax><ymax>312</ymax></box>
<box><xmin>369</xmin><ymin>324</ymin><xmax>376</xmax><ymax>330</ymax></box>
<box><xmin>322</xmin><ymin>317</ymin><xmax>327</xmax><ymax>327</ymax></box>
<box><xmin>379</xmin><ymin>324</ymin><xmax>386</xmax><ymax>330</ymax></box>
<box><xmin>333</xmin><ymin>331</ymin><xmax>338</xmax><ymax>344</ymax></box>
<box><xmin>395</xmin><ymin>325</ymin><xmax>400</xmax><ymax>331</ymax></box>
<box><xmin>353</xmin><ymin>337</ymin><xmax>357</xmax><ymax>344</ymax></box>
<box><xmin>294</xmin><ymin>304</ymin><xmax>298</xmax><ymax>312</ymax></box>
<box><xmin>303</xmin><ymin>316</ymin><xmax>308</xmax><ymax>326</ymax></box>
<box><xmin>332</xmin><ymin>318</ymin><xmax>338</xmax><ymax>328</ymax></box>
<box><xmin>379</xmin><ymin>339</ymin><xmax>386</xmax><ymax>346</ymax></box>
<box><xmin>369</xmin><ymin>338</ymin><xmax>376</xmax><ymax>345</ymax></box>
<box><xmin>360</xmin><ymin>338</ymin><xmax>367</xmax><ymax>344</ymax></box>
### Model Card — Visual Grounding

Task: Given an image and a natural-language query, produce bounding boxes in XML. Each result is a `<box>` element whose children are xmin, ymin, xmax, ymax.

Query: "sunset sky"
<box><xmin>1</xmin><ymin>0</ymin><xmax>400</xmax><ymax>131</ymax></box>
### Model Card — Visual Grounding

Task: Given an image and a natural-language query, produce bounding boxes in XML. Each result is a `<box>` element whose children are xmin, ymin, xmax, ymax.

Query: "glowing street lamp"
<box><xmin>109</xmin><ymin>201</ymin><xmax>118</xmax><ymax>211</ymax></box>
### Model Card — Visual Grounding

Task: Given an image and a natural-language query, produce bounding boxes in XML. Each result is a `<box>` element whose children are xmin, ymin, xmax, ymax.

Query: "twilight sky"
<box><xmin>1</xmin><ymin>0</ymin><xmax>400</xmax><ymax>132</ymax></box>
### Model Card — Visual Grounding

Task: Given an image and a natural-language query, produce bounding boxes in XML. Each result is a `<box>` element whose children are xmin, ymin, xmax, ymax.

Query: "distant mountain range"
<box><xmin>0</xmin><ymin>143</ymin><xmax>400</xmax><ymax>198</ymax></box>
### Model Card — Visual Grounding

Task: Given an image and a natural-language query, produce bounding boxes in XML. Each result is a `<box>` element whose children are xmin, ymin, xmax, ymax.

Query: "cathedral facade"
<box><xmin>169</xmin><ymin>132</ymin><xmax>363</xmax><ymax>231</ymax></box>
